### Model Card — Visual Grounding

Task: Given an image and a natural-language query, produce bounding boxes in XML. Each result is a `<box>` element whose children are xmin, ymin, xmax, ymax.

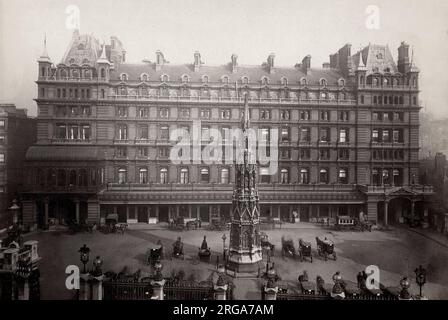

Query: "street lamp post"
<box><xmin>222</xmin><ymin>234</ymin><xmax>227</xmax><ymax>260</ymax></box>
<box><xmin>414</xmin><ymin>265</ymin><xmax>427</xmax><ymax>298</ymax></box>
<box><xmin>9</xmin><ymin>199</ymin><xmax>20</xmax><ymax>226</ymax></box>
<box><xmin>78</xmin><ymin>244</ymin><xmax>90</xmax><ymax>274</ymax></box>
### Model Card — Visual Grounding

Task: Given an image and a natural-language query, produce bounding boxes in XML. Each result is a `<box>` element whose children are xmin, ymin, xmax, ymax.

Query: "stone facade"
<box><xmin>20</xmin><ymin>31</ymin><xmax>432</xmax><ymax>229</ymax></box>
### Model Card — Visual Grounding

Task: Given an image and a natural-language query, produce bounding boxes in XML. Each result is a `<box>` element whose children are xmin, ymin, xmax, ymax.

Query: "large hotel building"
<box><xmin>21</xmin><ymin>30</ymin><xmax>433</xmax><ymax>229</ymax></box>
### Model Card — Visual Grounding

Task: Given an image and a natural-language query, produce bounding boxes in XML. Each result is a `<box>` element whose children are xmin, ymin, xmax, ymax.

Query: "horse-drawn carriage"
<box><xmin>260</xmin><ymin>232</ymin><xmax>275</xmax><ymax>256</ymax></box>
<box><xmin>209</xmin><ymin>216</ymin><xmax>228</xmax><ymax>231</ymax></box>
<box><xmin>171</xmin><ymin>237</ymin><xmax>185</xmax><ymax>260</ymax></box>
<box><xmin>281</xmin><ymin>236</ymin><xmax>296</xmax><ymax>259</ymax></box>
<box><xmin>169</xmin><ymin>217</ymin><xmax>201</xmax><ymax>231</ymax></box>
<box><xmin>316</xmin><ymin>236</ymin><xmax>337</xmax><ymax>261</ymax></box>
<box><xmin>198</xmin><ymin>236</ymin><xmax>211</xmax><ymax>262</ymax></box>
<box><xmin>298</xmin><ymin>238</ymin><xmax>313</xmax><ymax>262</ymax></box>
<box><xmin>146</xmin><ymin>241</ymin><xmax>164</xmax><ymax>267</ymax></box>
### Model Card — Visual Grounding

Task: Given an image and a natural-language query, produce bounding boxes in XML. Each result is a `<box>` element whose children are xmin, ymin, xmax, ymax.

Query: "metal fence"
<box><xmin>103</xmin><ymin>278</ymin><xmax>232</xmax><ymax>300</ymax></box>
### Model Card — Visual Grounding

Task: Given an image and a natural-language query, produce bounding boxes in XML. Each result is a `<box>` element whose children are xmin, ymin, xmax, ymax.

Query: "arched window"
<box><xmin>221</xmin><ymin>75</ymin><xmax>230</xmax><ymax>84</ymax></box>
<box><xmin>320</xmin><ymin>78</ymin><xmax>327</xmax><ymax>86</ymax></box>
<box><xmin>220</xmin><ymin>168</ymin><xmax>229</xmax><ymax>184</ymax></box>
<box><xmin>300</xmin><ymin>78</ymin><xmax>307</xmax><ymax>86</ymax></box>
<box><xmin>100</xmin><ymin>68</ymin><xmax>106</xmax><ymax>78</ymax></box>
<box><xmin>120</xmin><ymin>73</ymin><xmax>128</xmax><ymax>81</ymax></box>
<box><xmin>181</xmin><ymin>74</ymin><xmax>190</xmax><ymax>83</ymax></box>
<box><xmin>338</xmin><ymin>78</ymin><xmax>345</xmax><ymax>86</ymax></box>
<box><xmin>139</xmin><ymin>168</ymin><xmax>148</xmax><ymax>184</ymax></box>
<box><xmin>338</xmin><ymin>169</ymin><xmax>348</xmax><ymax>184</ymax></box>
<box><xmin>118</xmin><ymin>168</ymin><xmax>127</xmax><ymax>184</ymax></box>
<box><xmin>242</xmin><ymin>76</ymin><xmax>249</xmax><ymax>84</ymax></box>
<box><xmin>261</xmin><ymin>77</ymin><xmax>269</xmax><ymax>85</ymax></box>
<box><xmin>69</xmin><ymin>169</ymin><xmax>77</xmax><ymax>186</ymax></box>
<box><xmin>300</xmin><ymin>168</ymin><xmax>309</xmax><ymax>184</ymax></box>
<box><xmin>280</xmin><ymin>168</ymin><xmax>289</xmax><ymax>184</ymax></box>
<box><xmin>180</xmin><ymin>168</ymin><xmax>189</xmax><ymax>184</ymax></box>
<box><xmin>281</xmin><ymin>77</ymin><xmax>288</xmax><ymax>86</ymax></box>
<box><xmin>140</xmin><ymin>73</ymin><xmax>149</xmax><ymax>82</ymax></box>
<box><xmin>161</xmin><ymin>74</ymin><xmax>169</xmax><ymax>82</ymax></box>
<box><xmin>373</xmin><ymin>78</ymin><xmax>379</xmax><ymax>87</ymax></box>
<box><xmin>359</xmin><ymin>75</ymin><xmax>365</xmax><ymax>85</ymax></box>
<box><xmin>319</xmin><ymin>168</ymin><xmax>328</xmax><ymax>184</ymax></box>
<box><xmin>383</xmin><ymin>78</ymin><xmax>389</xmax><ymax>86</ymax></box>
<box><xmin>200</xmin><ymin>168</ymin><xmax>209</xmax><ymax>183</ymax></box>
<box><xmin>202</xmin><ymin>75</ymin><xmax>209</xmax><ymax>83</ymax></box>
<box><xmin>160</xmin><ymin>168</ymin><xmax>168</xmax><ymax>184</ymax></box>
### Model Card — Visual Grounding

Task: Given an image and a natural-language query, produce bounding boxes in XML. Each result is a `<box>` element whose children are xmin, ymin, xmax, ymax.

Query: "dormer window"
<box><xmin>161</xmin><ymin>74</ymin><xmax>169</xmax><ymax>82</ymax></box>
<box><xmin>221</xmin><ymin>75</ymin><xmax>230</xmax><ymax>84</ymax></box>
<box><xmin>300</xmin><ymin>78</ymin><xmax>307</xmax><ymax>86</ymax></box>
<box><xmin>261</xmin><ymin>77</ymin><xmax>269</xmax><ymax>85</ymax></box>
<box><xmin>202</xmin><ymin>75</ymin><xmax>209</xmax><ymax>83</ymax></box>
<box><xmin>242</xmin><ymin>76</ymin><xmax>249</xmax><ymax>84</ymax></box>
<box><xmin>320</xmin><ymin>78</ymin><xmax>327</xmax><ymax>86</ymax></box>
<box><xmin>181</xmin><ymin>74</ymin><xmax>190</xmax><ymax>83</ymax></box>
<box><xmin>69</xmin><ymin>58</ymin><xmax>76</xmax><ymax>65</ymax></box>
<box><xmin>281</xmin><ymin>77</ymin><xmax>288</xmax><ymax>86</ymax></box>
<box><xmin>140</xmin><ymin>73</ymin><xmax>149</xmax><ymax>82</ymax></box>
<box><xmin>120</xmin><ymin>73</ymin><xmax>128</xmax><ymax>81</ymax></box>
<box><xmin>338</xmin><ymin>78</ymin><xmax>345</xmax><ymax>87</ymax></box>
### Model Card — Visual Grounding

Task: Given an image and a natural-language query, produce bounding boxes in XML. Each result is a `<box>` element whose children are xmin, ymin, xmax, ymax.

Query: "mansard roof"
<box><xmin>110</xmin><ymin>63</ymin><xmax>345</xmax><ymax>86</ymax></box>
<box><xmin>351</xmin><ymin>44</ymin><xmax>398</xmax><ymax>75</ymax></box>
<box><xmin>61</xmin><ymin>33</ymin><xmax>102</xmax><ymax>67</ymax></box>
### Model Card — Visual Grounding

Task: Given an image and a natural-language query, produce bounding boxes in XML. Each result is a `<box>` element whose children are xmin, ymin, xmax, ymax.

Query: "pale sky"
<box><xmin>0</xmin><ymin>0</ymin><xmax>447</xmax><ymax>117</ymax></box>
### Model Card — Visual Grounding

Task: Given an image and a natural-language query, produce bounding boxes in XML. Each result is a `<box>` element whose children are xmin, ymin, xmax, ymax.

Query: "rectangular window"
<box><xmin>372</xmin><ymin>112</ymin><xmax>379</xmax><ymax>121</ymax></box>
<box><xmin>138</xmin><ymin>107</ymin><xmax>149</xmax><ymax>118</ymax></box>
<box><xmin>281</xmin><ymin>128</ymin><xmax>289</xmax><ymax>142</ymax></box>
<box><xmin>382</xmin><ymin>130</ymin><xmax>390</xmax><ymax>142</ymax></box>
<box><xmin>180</xmin><ymin>168</ymin><xmax>189</xmax><ymax>184</ymax></box>
<box><xmin>200</xmin><ymin>168</ymin><xmax>210</xmax><ymax>183</ymax></box>
<box><xmin>201</xmin><ymin>126</ymin><xmax>210</xmax><ymax>141</ymax></box>
<box><xmin>320</xmin><ymin>128</ymin><xmax>329</xmax><ymax>142</ymax></box>
<box><xmin>160</xmin><ymin>126</ymin><xmax>169</xmax><ymax>140</ymax></box>
<box><xmin>339</xmin><ymin>111</ymin><xmax>349</xmax><ymax>121</ymax></box>
<box><xmin>300</xmin><ymin>128</ymin><xmax>310</xmax><ymax>142</ymax></box>
<box><xmin>260</xmin><ymin>128</ymin><xmax>270</xmax><ymax>142</ymax></box>
<box><xmin>139</xmin><ymin>126</ymin><xmax>149</xmax><ymax>139</ymax></box>
<box><xmin>394</xmin><ymin>112</ymin><xmax>403</xmax><ymax>121</ymax></box>
<box><xmin>117</xmin><ymin>106</ymin><xmax>127</xmax><ymax>117</ymax></box>
<box><xmin>372</xmin><ymin>129</ymin><xmax>379</xmax><ymax>142</ymax></box>
<box><xmin>159</xmin><ymin>108</ymin><xmax>169</xmax><ymax>118</ymax></box>
<box><xmin>0</xmin><ymin>120</ymin><xmax>4</xmax><ymax>127</ymax></box>
<box><xmin>56</xmin><ymin>124</ymin><xmax>67</xmax><ymax>139</ymax></box>
<box><xmin>338</xmin><ymin>149</ymin><xmax>349</xmax><ymax>160</ymax></box>
<box><xmin>159</xmin><ymin>147</ymin><xmax>170</xmax><ymax>158</ymax></box>
<box><xmin>319</xmin><ymin>149</ymin><xmax>330</xmax><ymax>160</ymax></box>
<box><xmin>220</xmin><ymin>109</ymin><xmax>231</xmax><ymax>119</ymax></box>
<box><xmin>280</xmin><ymin>149</ymin><xmax>290</xmax><ymax>159</ymax></box>
<box><xmin>300</xmin><ymin>110</ymin><xmax>310</xmax><ymax>120</ymax></box>
<box><xmin>69</xmin><ymin>125</ymin><xmax>79</xmax><ymax>140</ymax></box>
<box><xmin>280</xmin><ymin>110</ymin><xmax>290</xmax><ymax>120</ymax></box>
<box><xmin>300</xmin><ymin>149</ymin><xmax>310</xmax><ymax>160</ymax></box>
<box><xmin>116</xmin><ymin>147</ymin><xmax>127</xmax><ymax>157</ymax></box>
<box><xmin>81</xmin><ymin>125</ymin><xmax>91</xmax><ymax>140</ymax></box>
<box><xmin>383</xmin><ymin>112</ymin><xmax>390</xmax><ymax>121</ymax></box>
<box><xmin>0</xmin><ymin>153</ymin><xmax>4</xmax><ymax>163</ymax></box>
<box><xmin>259</xmin><ymin>167</ymin><xmax>270</xmax><ymax>183</ymax></box>
<box><xmin>339</xmin><ymin>129</ymin><xmax>347</xmax><ymax>143</ymax></box>
<box><xmin>393</xmin><ymin>129</ymin><xmax>401</xmax><ymax>143</ymax></box>
<box><xmin>260</xmin><ymin>109</ymin><xmax>271</xmax><ymax>120</ymax></box>
<box><xmin>81</xmin><ymin>106</ymin><xmax>91</xmax><ymax>116</ymax></box>
<box><xmin>138</xmin><ymin>147</ymin><xmax>148</xmax><ymax>157</ymax></box>
<box><xmin>320</xmin><ymin>111</ymin><xmax>330</xmax><ymax>121</ymax></box>
<box><xmin>0</xmin><ymin>135</ymin><xmax>4</xmax><ymax>144</ymax></box>
<box><xmin>200</xmin><ymin>109</ymin><xmax>210</xmax><ymax>119</ymax></box>
<box><xmin>180</xmin><ymin>108</ymin><xmax>190</xmax><ymax>118</ymax></box>
<box><xmin>160</xmin><ymin>168</ymin><xmax>168</xmax><ymax>184</ymax></box>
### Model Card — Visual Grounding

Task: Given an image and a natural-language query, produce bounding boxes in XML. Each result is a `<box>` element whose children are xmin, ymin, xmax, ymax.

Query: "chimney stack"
<box><xmin>231</xmin><ymin>54</ymin><xmax>238</xmax><ymax>73</ymax></box>
<box><xmin>155</xmin><ymin>50</ymin><xmax>165</xmax><ymax>71</ymax></box>
<box><xmin>194</xmin><ymin>51</ymin><xmax>202</xmax><ymax>72</ymax></box>
<box><xmin>267</xmin><ymin>53</ymin><xmax>275</xmax><ymax>74</ymax></box>
<box><xmin>398</xmin><ymin>41</ymin><xmax>411</xmax><ymax>73</ymax></box>
<box><xmin>301</xmin><ymin>55</ymin><xmax>311</xmax><ymax>74</ymax></box>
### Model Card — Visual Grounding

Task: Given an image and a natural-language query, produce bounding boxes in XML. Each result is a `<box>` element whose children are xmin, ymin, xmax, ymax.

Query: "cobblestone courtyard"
<box><xmin>25</xmin><ymin>223</ymin><xmax>448</xmax><ymax>300</ymax></box>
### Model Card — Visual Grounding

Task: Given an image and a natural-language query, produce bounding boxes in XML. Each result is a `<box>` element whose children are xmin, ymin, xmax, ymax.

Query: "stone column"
<box><xmin>277</xmin><ymin>206</ymin><xmax>281</xmax><ymax>219</ymax></box>
<box><xmin>188</xmin><ymin>205</ymin><xmax>192</xmax><ymax>218</ymax></box>
<box><xmin>91</xmin><ymin>275</ymin><xmax>104</xmax><ymax>300</ymax></box>
<box><xmin>150</xmin><ymin>278</ymin><xmax>166</xmax><ymax>300</ymax></box>
<box><xmin>264</xmin><ymin>279</ymin><xmax>278</xmax><ymax>300</ymax></box>
<box><xmin>44</xmin><ymin>198</ymin><xmax>49</xmax><ymax>228</ymax></box>
<box><xmin>176</xmin><ymin>205</ymin><xmax>180</xmax><ymax>218</ymax></box>
<box><xmin>79</xmin><ymin>273</ymin><xmax>91</xmax><ymax>300</ymax></box>
<box><xmin>75</xmin><ymin>200</ymin><xmax>80</xmax><ymax>224</ymax></box>
<box><xmin>214</xmin><ymin>277</ymin><xmax>228</xmax><ymax>300</ymax></box>
<box><xmin>18</xmin><ymin>279</ymin><xmax>30</xmax><ymax>300</ymax></box>
<box><xmin>384</xmin><ymin>201</ymin><xmax>389</xmax><ymax>227</ymax></box>
<box><xmin>155</xmin><ymin>206</ymin><xmax>159</xmax><ymax>221</ymax></box>
<box><xmin>196</xmin><ymin>206</ymin><xmax>200</xmax><ymax>220</ymax></box>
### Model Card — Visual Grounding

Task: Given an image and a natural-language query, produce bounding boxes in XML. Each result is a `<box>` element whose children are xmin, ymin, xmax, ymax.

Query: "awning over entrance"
<box><xmin>25</xmin><ymin>146</ymin><xmax>104</xmax><ymax>161</ymax></box>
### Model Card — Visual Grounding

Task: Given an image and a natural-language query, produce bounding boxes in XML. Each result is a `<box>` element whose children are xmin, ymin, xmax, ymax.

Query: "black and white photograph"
<box><xmin>1</xmin><ymin>0</ymin><xmax>448</xmax><ymax>309</ymax></box>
